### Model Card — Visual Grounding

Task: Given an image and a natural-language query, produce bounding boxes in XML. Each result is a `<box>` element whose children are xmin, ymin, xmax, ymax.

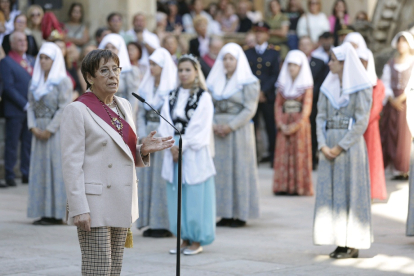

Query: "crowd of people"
<box><xmin>1</xmin><ymin>0</ymin><xmax>414</xmax><ymax>272</ymax></box>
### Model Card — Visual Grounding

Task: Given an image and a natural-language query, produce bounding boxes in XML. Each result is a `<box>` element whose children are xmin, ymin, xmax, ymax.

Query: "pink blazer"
<box><xmin>329</xmin><ymin>14</ymin><xmax>350</xmax><ymax>33</ymax></box>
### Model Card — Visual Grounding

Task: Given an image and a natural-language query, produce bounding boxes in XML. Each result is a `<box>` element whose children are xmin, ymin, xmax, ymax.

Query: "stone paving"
<box><xmin>1</xmin><ymin>165</ymin><xmax>414</xmax><ymax>275</ymax></box>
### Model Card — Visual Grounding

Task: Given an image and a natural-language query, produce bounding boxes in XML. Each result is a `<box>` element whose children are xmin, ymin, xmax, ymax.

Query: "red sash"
<box><xmin>76</xmin><ymin>92</ymin><xmax>137</xmax><ymax>164</ymax></box>
<box><xmin>9</xmin><ymin>51</ymin><xmax>33</xmax><ymax>76</ymax></box>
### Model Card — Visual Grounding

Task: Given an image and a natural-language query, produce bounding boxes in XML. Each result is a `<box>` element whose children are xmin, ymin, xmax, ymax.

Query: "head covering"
<box><xmin>276</xmin><ymin>50</ymin><xmax>313</xmax><ymax>99</ymax></box>
<box><xmin>252</xmin><ymin>21</ymin><xmax>270</xmax><ymax>32</ymax></box>
<box><xmin>206</xmin><ymin>43</ymin><xmax>258</xmax><ymax>100</ymax></box>
<box><xmin>41</xmin><ymin>12</ymin><xmax>64</xmax><ymax>40</ymax></box>
<box><xmin>139</xmin><ymin>48</ymin><xmax>177</xmax><ymax>110</ymax></box>
<box><xmin>98</xmin><ymin>33</ymin><xmax>132</xmax><ymax>73</ymax></box>
<box><xmin>320</xmin><ymin>42</ymin><xmax>371</xmax><ymax>109</ymax></box>
<box><xmin>391</xmin><ymin>31</ymin><xmax>414</xmax><ymax>50</ymax></box>
<box><xmin>344</xmin><ymin>32</ymin><xmax>377</xmax><ymax>85</ymax></box>
<box><xmin>30</xmin><ymin>42</ymin><xmax>67</xmax><ymax>101</ymax></box>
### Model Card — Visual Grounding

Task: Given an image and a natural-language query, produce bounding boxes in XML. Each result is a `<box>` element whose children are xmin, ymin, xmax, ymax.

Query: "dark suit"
<box><xmin>308</xmin><ymin>56</ymin><xmax>329</xmax><ymax>167</ymax></box>
<box><xmin>0</xmin><ymin>55</ymin><xmax>34</xmax><ymax>180</ymax></box>
<box><xmin>245</xmin><ymin>46</ymin><xmax>280</xmax><ymax>161</ymax></box>
<box><xmin>189</xmin><ymin>37</ymin><xmax>201</xmax><ymax>57</ymax></box>
<box><xmin>2</xmin><ymin>34</ymin><xmax>39</xmax><ymax>57</ymax></box>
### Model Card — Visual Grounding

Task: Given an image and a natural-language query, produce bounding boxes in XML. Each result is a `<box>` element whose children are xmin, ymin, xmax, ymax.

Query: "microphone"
<box><xmin>132</xmin><ymin>92</ymin><xmax>181</xmax><ymax>137</ymax></box>
<box><xmin>132</xmin><ymin>91</ymin><xmax>184</xmax><ymax>275</ymax></box>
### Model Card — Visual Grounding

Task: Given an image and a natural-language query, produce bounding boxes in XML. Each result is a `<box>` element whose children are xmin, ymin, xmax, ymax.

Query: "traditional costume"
<box><xmin>99</xmin><ymin>34</ymin><xmax>140</xmax><ymax>119</ymax></box>
<box><xmin>206</xmin><ymin>43</ymin><xmax>260</xmax><ymax>226</ymax></box>
<box><xmin>273</xmin><ymin>50</ymin><xmax>314</xmax><ymax>196</ymax></box>
<box><xmin>159</xmin><ymin>55</ymin><xmax>216</xmax><ymax>250</ymax></box>
<box><xmin>406</xmin><ymin>78</ymin><xmax>414</xmax><ymax>236</ymax></box>
<box><xmin>27</xmin><ymin>42</ymin><xmax>73</xmax><ymax>222</ymax></box>
<box><xmin>313</xmin><ymin>42</ymin><xmax>373</xmax><ymax>253</ymax></box>
<box><xmin>136</xmin><ymin>48</ymin><xmax>177</xmax><ymax>236</ymax></box>
<box><xmin>381</xmin><ymin>32</ymin><xmax>414</xmax><ymax>178</ymax></box>
<box><xmin>344</xmin><ymin>32</ymin><xmax>387</xmax><ymax>200</ymax></box>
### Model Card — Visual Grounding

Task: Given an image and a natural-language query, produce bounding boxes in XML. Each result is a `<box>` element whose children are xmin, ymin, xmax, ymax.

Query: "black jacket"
<box><xmin>189</xmin><ymin>37</ymin><xmax>201</xmax><ymax>58</ymax></box>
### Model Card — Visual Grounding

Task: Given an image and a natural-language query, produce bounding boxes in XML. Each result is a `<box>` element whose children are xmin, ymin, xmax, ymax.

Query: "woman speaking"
<box><xmin>60</xmin><ymin>49</ymin><xmax>173</xmax><ymax>275</ymax></box>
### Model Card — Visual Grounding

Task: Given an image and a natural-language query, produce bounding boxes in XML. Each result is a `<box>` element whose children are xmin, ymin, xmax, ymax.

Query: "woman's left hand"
<box><xmin>141</xmin><ymin>131</ymin><xmax>174</xmax><ymax>156</ymax></box>
<box><xmin>329</xmin><ymin>145</ymin><xmax>343</xmax><ymax>159</ymax></box>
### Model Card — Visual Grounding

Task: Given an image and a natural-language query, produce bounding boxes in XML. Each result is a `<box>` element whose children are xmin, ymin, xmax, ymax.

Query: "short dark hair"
<box><xmin>127</xmin><ymin>42</ymin><xmax>142</xmax><ymax>60</ymax></box>
<box><xmin>107</xmin><ymin>12</ymin><xmax>122</xmax><ymax>23</ymax></box>
<box><xmin>319</xmin><ymin>32</ymin><xmax>333</xmax><ymax>39</ymax></box>
<box><xmin>95</xmin><ymin>27</ymin><xmax>108</xmax><ymax>39</ymax></box>
<box><xmin>68</xmin><ymin>2</ymin><xmax>84</xmax><ymax>22</ymax></box>
<box><xmin>81</xmin><ymin>49</ymin><xmax>120</xmax><ymax>90</ymax></box>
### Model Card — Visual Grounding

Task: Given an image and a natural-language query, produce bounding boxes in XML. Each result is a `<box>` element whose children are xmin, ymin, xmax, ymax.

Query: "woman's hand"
<box><xmin>329</xmin><ymin>145</ymin><xmax>343</xmax><ymax>158</ymax></box>
<box><xmin>74</xmin><ymin>213</ymin><xmax>91</xmax><ymax>232</ymax></box>
<box><xmin>141</xmin><ymin>131</ymin><xmax>174</xmax><ymax>156</ymax></box>
<box><xmin>321</xmin><ymin>146</ymin><xmax>335</xmax><ymax>161</ymax></box>
<box><xmin>31</xmin><ymin>128</ymin><xmax>51</xmax><ymax>140</ymax></box>
<box><xmin>218</xmin><ymin>125</ymin><xmax>232</xmax><ymax>137</ymax></box>
<box><xmin>389</xmin><ymin>95</ymin><xmax>406</xmax><ymax>111</ymax></box>
<box><xmin>30</xmin><ymin>128</ymin><xmax>42</xmax><ymax>139</ymax></box>
<box><xmin>170</xmin><ymin>146</ymin><xmax>179</xmax><ymax>162</ymax></box>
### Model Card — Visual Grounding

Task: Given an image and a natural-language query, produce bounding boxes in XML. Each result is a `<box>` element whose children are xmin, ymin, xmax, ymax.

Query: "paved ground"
<box><xmin>1</xmin><ymin>164</ymin><xmax>414</xmax><ymax>276</ymax></box>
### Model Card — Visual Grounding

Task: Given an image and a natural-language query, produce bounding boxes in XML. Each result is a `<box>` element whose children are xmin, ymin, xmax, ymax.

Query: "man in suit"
<box><xmin>199</xmin><ymin>37</ymin><xmax>223</xmax><ymax>78</ymax></box>
<box><xmin>299</xmin><ymin>36</ymin><xmax>329</xmax><ymax>169</ymax></box>
<box><xmin>245</xmin><ymin>22</ymin><xmax>280</xmax><ymax>165</ymax></box>
<box><xmin>0</xmin><ymin>31</ymin><xmax>34</xmax><ymax>187</ymax></box>
<box><xmin>189</xmin><ymin>15</ymin><xmax>209</xmax><ymax>58</ymax></box>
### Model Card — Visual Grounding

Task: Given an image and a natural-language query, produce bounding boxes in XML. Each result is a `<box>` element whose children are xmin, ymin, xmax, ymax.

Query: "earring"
<box><xmin>90</xmin><ymin>82</ymin><xmax>94</xmax><ymax>91</ymax></box>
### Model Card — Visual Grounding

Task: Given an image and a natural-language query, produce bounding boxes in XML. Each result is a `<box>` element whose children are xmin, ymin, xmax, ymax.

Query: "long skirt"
<box><xmin>407</xmin><ymin>141</ymin><xmax>414</xmax><ymax>236</ymax></box>
<box><xmin>273</xmin><ymin>121</ymin><xmax>313</xmax><ymax>196</ymax></box>
<box><xmin>27</xmin><ymin>118</ymin><xmax>66</xmax><ymax>219</ymax></box>
<box><xmin>214</xmin><ymin>122</ymin><xmax>260</xmax><ymax>221</ymax></box>
<box><xmin>167</xmin><ymin>162</ymin><xmax>216</xmax><ymax>246</ymax></box>
<box><xmin>381</xmin><ymin>102</ymin><xmax>412</xmax><ymax>173</ymax></box>
<box><xmin>136</xmin><ymin>149</ymin><xmax>169</xmax><ymax>230</ymax></box>
<box><xmin>313</xmin><ymin>129</ymin><xmax>372</xmax><ymax>249</ymax></box>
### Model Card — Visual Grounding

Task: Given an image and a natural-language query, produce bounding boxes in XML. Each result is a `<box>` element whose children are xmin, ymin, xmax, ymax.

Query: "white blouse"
<box><xmin>158</xmin><ymin>88</ymin><xmax>216</xmax><ymax>185</ymax></box>
<box><xmin>381</xmin><ymin>61</ymin><xmax>414</xmax><ymax>105</ymax></box>
<box><xmin>296</xmin><ymin>13</ymin><xmax>330</xmax><ymax>43</ymax></box>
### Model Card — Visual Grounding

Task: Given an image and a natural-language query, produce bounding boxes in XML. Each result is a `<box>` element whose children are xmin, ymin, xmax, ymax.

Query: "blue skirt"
<box><xmin>166</xmin><ymin>138</ymin><xmax>216</xmax><ymax>246</ymax></box>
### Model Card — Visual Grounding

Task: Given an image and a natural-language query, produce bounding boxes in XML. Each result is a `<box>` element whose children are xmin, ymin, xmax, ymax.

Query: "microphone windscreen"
<box><xmin>132</xmin><ymin>93</ymin><xmax>145</xmax><ymax>103</ymax></box>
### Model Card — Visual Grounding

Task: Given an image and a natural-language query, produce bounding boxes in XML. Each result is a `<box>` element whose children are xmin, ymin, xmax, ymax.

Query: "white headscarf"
<box><xmin>276</xmin><ymin>50</ymin><xmax>313</xmax><ymax>99</ymax></box>
<box><xmin>30</xmin><ymin>42</ymin><xmax>67</xmax><ymax>101</ymax></box>
<box><xmin>391</xmin><ymin>31</ymin><xmax>414</xmax><ymax>50</ymax></box>
<box><xmin>206</xmin><ymin>43</ymin><xmax>258</xmax><ymax>100</ymax></box>
<box><xmin>139</xmin><ymin>48</ymin><xmax>177</xmax><ymax>110</ymax></box>
<box><xmin>344</xmin><ymin>32</ymin><xmax>377</xmax><ymax>86</ymax></box>
<box><xmin>320</xmin><ymin>42</ymin><xmax>372</xmax><ymax>109</ymax></box>
<box><xmin>98</xmin><ymin>33</ymin><xmax>132</xmax><ymax>73</ymax></box>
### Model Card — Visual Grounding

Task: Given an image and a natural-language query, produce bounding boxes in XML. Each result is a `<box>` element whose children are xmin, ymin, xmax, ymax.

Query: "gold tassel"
<box><xmin>125</xmin><ymin>227</ymin><xmax>133</xmax><ymax>248</ymax></box>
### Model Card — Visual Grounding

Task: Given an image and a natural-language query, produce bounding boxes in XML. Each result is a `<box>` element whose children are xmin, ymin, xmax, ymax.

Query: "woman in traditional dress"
<box><xmin>159</xmin><ymin>54</ymin><xmax>216</xmax><ymax>255</ymax></box>
<box><xmin>206</xmin><ymin>43</ymin><xmax>260</xmax><ymax>227</ymax></box>
<box><xmin>99</xmin><ymin>33</ymin><xmax>140</xmax><ymax>119</ymax></box>
<box><xmin>136</xmin><ymin>48</ymin><xmax>177</xmax><ymax>237</ymax></box>
<box><xmin>27</xmin><ymin>42</ymin><xmax>73</xmax><ymax>225</ymax></box>
<box><xmin>344</xmin><ymin>32</ymin><xmax>387</xmax><ymax>200</ymax></box>
<box><xmin>380</xmin><ymin>32</ymin><xmax>414</xmax><ymax>181</ymax></box>
<box><xmin>406</xmin><ymin>81</ymin><xmax>414</xmax><ymax>236</ymax></box>
<box><xmin>313</xmin><ymin>42</ymin><xmax>373</xmax><ymax>259</ymax></box>
<box><xmin>273</xmin><ymin>50</ymin><xmax>314</xmax><ymax>196</ymax></box>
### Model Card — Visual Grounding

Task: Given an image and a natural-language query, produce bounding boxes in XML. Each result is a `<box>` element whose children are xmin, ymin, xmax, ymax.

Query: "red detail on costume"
<box><xmin>41</xmin><ymin>12</ymin><xmax>65</xmax><ymax>40</ymax></box>
<box><xmin>76</xmin><ymin>92</ymin><xmax>138</xmax><ymax>165</ymax></box>
<box><xmin>202</xmin><ymin>54</ymin><xmax>216</xmax><ymax>68</ymax></box>
<box><xmin>8</xmin><ymin>51</ymin><xmax>33</xmax><ymax>75</ymax></box>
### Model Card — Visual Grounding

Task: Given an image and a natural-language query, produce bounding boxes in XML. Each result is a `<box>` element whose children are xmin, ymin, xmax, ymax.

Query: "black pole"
<box><xmin>131</xmin><ymin>93</ymin><xmax>182</xmax><ymax>276</ymax></box>
<box><xmin>176</xmin><ymin>136</ymin><xmax>182</xmax><ymax>276</ymax></box>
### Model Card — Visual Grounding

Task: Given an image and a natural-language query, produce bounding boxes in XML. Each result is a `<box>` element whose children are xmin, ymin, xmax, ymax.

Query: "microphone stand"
<box><xmin>132</xmin><ymin>93</ymin><xmax>182</xmax><ymax>276</ymax></box>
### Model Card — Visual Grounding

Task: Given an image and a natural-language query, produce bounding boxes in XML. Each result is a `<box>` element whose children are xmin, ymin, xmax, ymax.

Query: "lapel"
<box><xmin>85</xmin><ymin>104</ymin><xmax>134</xmax><ymax>162</ymax></box>
<box><xmin>114</xmin><ymin>96</ymin><xmax>137</xmax><ymax>137</ymax></box>
<box><xmin>8</xmin><ymin>57</ymin><xmax>31</xmax><ymax>78</ymax></box>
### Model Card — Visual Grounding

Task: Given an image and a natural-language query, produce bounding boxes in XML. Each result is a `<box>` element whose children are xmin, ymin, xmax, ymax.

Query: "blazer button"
<box><xmin>108</xmin><ymin>164</ymin><xmax>112</xmax><ymax>168</ymax></box>
<box><xmin>102</xmin><ymin>141</ymin><xmax>107</xmax><ymax>146</ymax></box>
<box><xmin>107</xmin><ymin>184</ymin><xmax>111</xmax><ymax>188</ymax></box>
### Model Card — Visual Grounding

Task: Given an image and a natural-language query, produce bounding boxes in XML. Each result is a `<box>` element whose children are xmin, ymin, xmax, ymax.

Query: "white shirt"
<box><xmin>297</xmin><ymin>13</ymin><xmax>330</xmax><ymax>43</ymax></box>
<box><xmin>198</xmin><ymin>36</ymin><xmax>210</xmax><ymax>57</ymax></box>
<box><xmin>311</xmin><ymin>46</ymin><xmax>331</xmax><ymax>64</ymax></box>
<box><xmin>255</xmin><ymin>42</ymin><xmax>268</xmax><ymax>55</ymax></box>
<box><xmin>159</xmin><ymin>89</ymin><xmax>216</xmax><ymax>184</ymax></box>
<box><xmin>182</xmin><ymin>11</ymin><xmax>221</xmax><ymax>35</ymax></box>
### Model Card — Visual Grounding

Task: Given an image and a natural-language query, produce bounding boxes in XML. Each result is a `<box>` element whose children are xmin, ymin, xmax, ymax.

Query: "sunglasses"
<box><xmin>31</xmin><ymin>13</ymin><xmax>41</xmax><ymax>17</ymax></box>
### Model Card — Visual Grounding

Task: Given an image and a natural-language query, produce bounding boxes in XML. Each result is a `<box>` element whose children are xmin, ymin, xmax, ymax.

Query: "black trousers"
<box><xmin>253</xmin><ymin>102</ymin><xmax>276</xmax><ymax>162</ymax></box>
<box><xmin>310</xmin><ymin>101</ymin><xmax>319</xmax><ymax>167</ymax></box>
<box><xmin>5</xmin><ymin>116</ymin><xmax>31</xmax><ymax>180</ymax></box>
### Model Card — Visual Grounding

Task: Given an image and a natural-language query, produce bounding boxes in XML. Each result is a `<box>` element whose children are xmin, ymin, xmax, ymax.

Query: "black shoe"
<box><xmin>274</xmin><ymin>191</ymin><xmax>288</xmax><ymax>196</ymax></box>
<box><xmin>230</xmin><ymin>219</ymin><xmax>246</xmax><ymax>228</ymax></box>
<box><xmin>329</xmin><ymin>246</ymin><xmax>346</xmax><ymax>258</ymax></box>
<box><xmin>260</xmin><ymin>156</ymin><xmax>272</xmax><ymax>163</ymax></box>
<box><xmin>151</xmin><ymin>229</ymin><xmax>173</xmax><ymax>238</ymax></box>
<box><xmin>6</xmin><ymin>179</ymin><xmax>16</xmax><ymax>187</ymax></box>
<box><xmin>22</xmin><ymin>175</ymin><xmax>29</xmax><ymax>184</ymax></box>
<box><xmin>143</xmin><ymin>228</ymin><xmax>153</xmax><ymax>237</ymax></box>
<box><xmin>332</xmin><ymin>247</ymin><xmax>359</xmax><ymax>259</ymax></box>
<box><xmin>33</xmin><ymin>217</ymin><xmax>63</xmax><ymax>225</ymax></box>
<box><xmin>216</xmin><ymin>218</ymin><xmax>233</xmax><ymax>227</ymax></box>
<box><xmin>0</xmin><ymin>180</ymin><xmax>7</xmax><ymax>188</ymax></box>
